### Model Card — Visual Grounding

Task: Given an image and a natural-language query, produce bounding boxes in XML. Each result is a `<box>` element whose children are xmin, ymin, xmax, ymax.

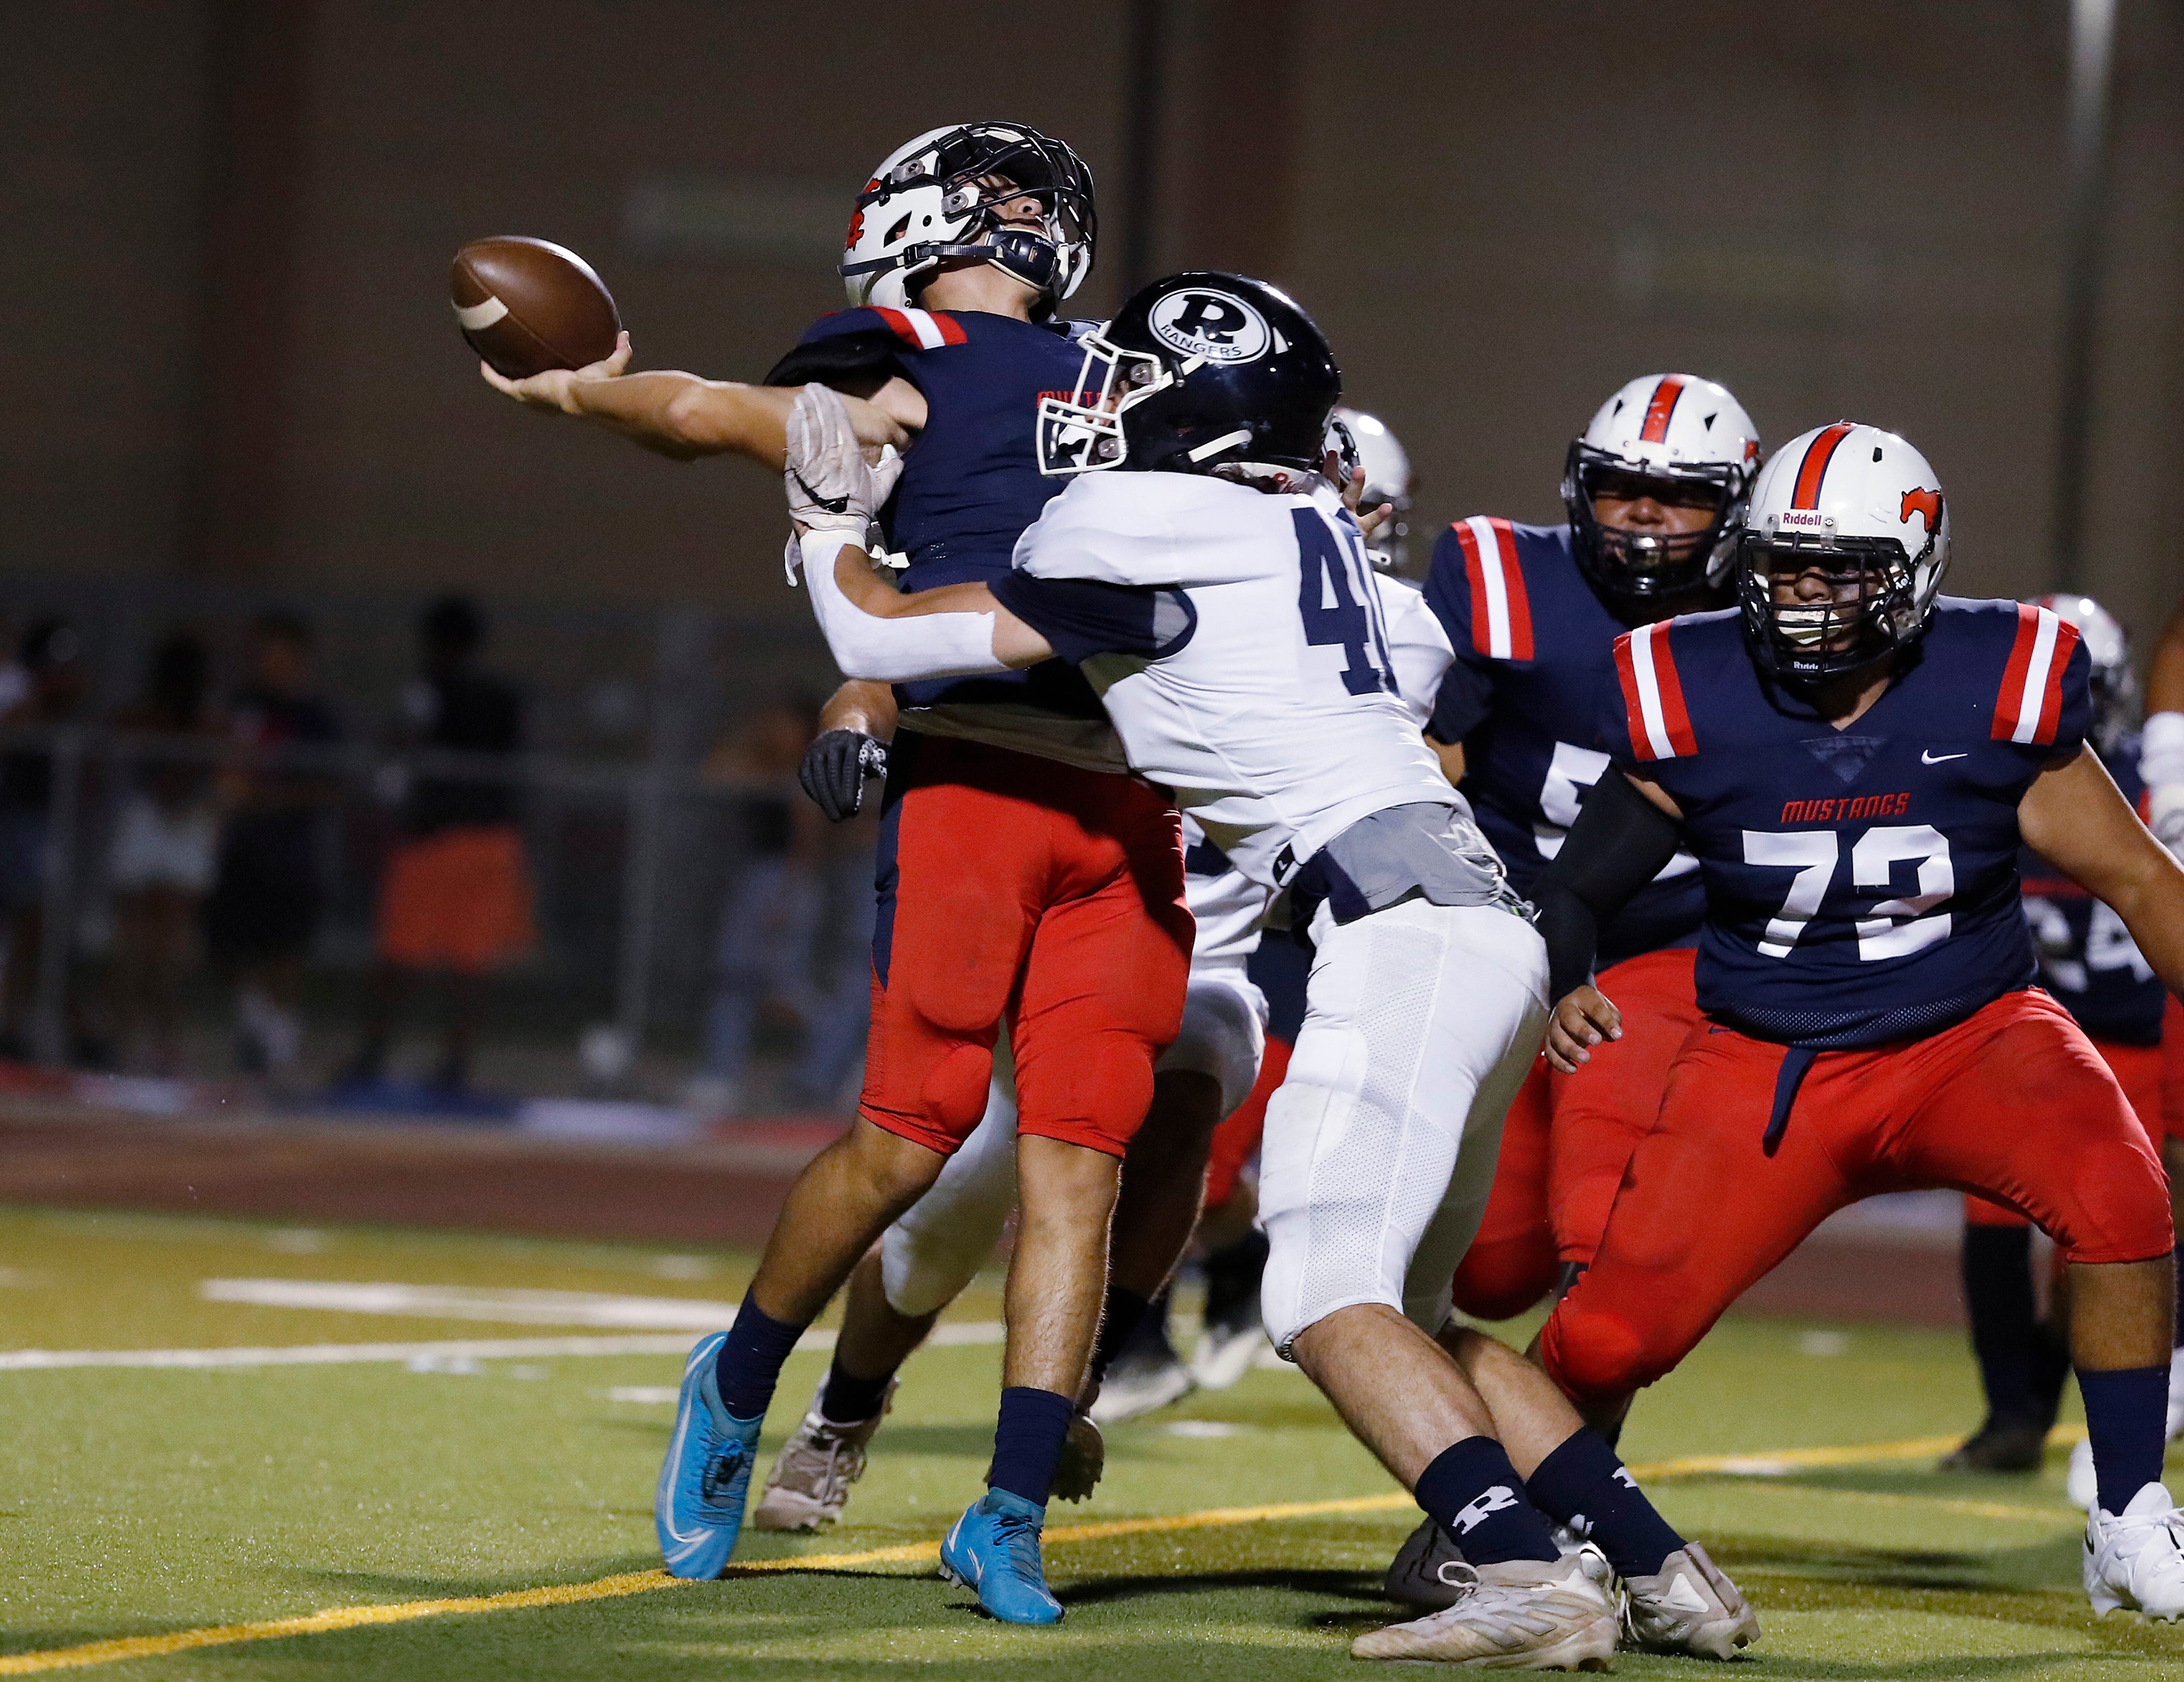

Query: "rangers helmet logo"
<box><xmin>1149</xmin><ymin>289</ymin><xmax>1270</xmax><ymax>363</ymax></box>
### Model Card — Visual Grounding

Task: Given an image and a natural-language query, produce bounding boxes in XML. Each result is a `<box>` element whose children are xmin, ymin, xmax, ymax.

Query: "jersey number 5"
<box><xmin>1743</xmin><ymin>824</ymin><xmax>1955</xmax><ymax>961</ymax></box>
<box><xmin>1293</xmin><ymin>510</ymin><xmax>1394</xmax><ymax>697</ymax></box>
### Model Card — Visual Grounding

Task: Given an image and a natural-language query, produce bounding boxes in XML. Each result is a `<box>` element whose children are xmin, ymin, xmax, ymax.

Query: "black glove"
<box><xmin>799</xmin><ymin>729</ymin><xmax>889</xmax><ymax>822</ymax></box>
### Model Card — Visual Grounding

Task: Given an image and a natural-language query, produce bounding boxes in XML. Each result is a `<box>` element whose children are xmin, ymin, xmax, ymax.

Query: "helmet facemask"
<box><xmin>1564</xmin><ymin>443</ymin><xmax>1748</xmax><ymax>618</ymax></box>
<box><xmin>1036</xmin><ymin>330</ymin><xmax>1178</xmax><ymax>476</ymax></box>
<box><xmin>842</xmin><ymin>124</ymin><xmax>1097</xmax><ymax>317</ymax></box>
<box><xmin>1736</xmin><ymin>530</ymin><xmax>1933</xmax><ymax>687</ymax></box>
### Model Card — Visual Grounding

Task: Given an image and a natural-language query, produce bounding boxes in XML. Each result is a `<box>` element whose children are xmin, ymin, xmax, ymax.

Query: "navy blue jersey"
<box><xmin>1599</xmin><ymin>598</ymin><xmax>2092</xmax><ymax>1048</ymax></box>
<box><xmin>772</xmin><ymin>305</ymin><xmax>1104</xmax><ymax>723</ymax></box>
<box><xmin>1422</xmin><ymin>516</ymin><xmax>1706</xmax><ymax>964</ymax></box>
<box><xmin>773</xmin><ymin>306</ymin><xmax>1109</xmax><ymax>720</ymax></box>
<box><xmin>2020</xmin><ymin>734</ymin><xmax>2164</xmax><ymax>1046</ymax></box>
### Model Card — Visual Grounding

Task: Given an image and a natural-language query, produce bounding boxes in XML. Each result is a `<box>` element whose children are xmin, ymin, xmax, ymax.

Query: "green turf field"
<box><xmin>2</xmin><ymin>1204</ymin><xmax>2180</xmax><ymax>1679</ymax></box>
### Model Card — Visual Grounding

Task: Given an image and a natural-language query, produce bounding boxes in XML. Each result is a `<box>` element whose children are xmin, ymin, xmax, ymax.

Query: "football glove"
<box><xmin>785</xmin><ymin>383</ymin><xmax>902</xmax><ymax>534</ymax></box>
<box><xmin>800</xmin><ymin>729</ymin><xmax>889</xmax><ymax>822</ymax></box>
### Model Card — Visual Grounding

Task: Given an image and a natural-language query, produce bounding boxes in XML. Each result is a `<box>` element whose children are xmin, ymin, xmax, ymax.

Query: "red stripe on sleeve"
<box><xmin>2035</xmin><ymin>619</ymin><xmax>2081</xmax><ymax>746</ymax></box>
<box><xmin>870</xmin><ymin>306</ymin><xmax>924</xmax><ymax>347</ymax></box>
<box><xmin>1638</xmin><ymin>377</ymin><xmax>1685</xmax><ymax>444</ymax></box>
<box><xmin>1453</xmin><ymin>522</ymin><xmax>1492</xmax><ymax>655</ymax></box>
<box><xmin>1649</xmin><ymin>622</ymin><xmax>1698</xmax><ymax>756</ymax></box>
<box><xmin>1790</xmin><ymin>422</ymin><xmax>1856</xmax><ymax>509</ymax></box>
<box><xmin>1488</xmin><ymin>519</ymin><xmax>1535</xmax><ymax>659</ymax></box>
<box><xmin>1612</xmin><ymin>632</ymin><xmax>1656</xmax><ymax>761</ymax></box>
<box><xmin>931</xmin><ymin>310</ymin><xmax>968</xmax><ymax>345</ymax></box>
<box><xmin>1992</xmin><ymin>603</ymin><xmax>2041</xmax><ymax>741</ymax></box>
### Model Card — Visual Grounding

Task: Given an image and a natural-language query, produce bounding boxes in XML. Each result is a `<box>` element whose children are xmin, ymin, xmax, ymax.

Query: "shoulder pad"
<box><xmin>1610</xmin><ymin>619</ymin><xmax>1699</xmax><ymax>762</ymax></box>
<box><xmin>1439</xmin><ymin>516</ymin><xmax>1536</xmax><ymax>661</ymax></box>
<box><xmin>1015</xmin><ymin>473</ymin><xmax>1293</xmax><ymax>588</ymax></box>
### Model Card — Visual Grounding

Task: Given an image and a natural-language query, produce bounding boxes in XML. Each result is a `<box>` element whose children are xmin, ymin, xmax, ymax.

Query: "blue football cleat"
<box><xmin>655</xmin><ymin>1331</ymin><xmax>765</xmax><ymax>1579</ymax></box>
<box><xmin>940</xmin><ymin>1489</ymin><xmax>1064</xmax><ymax>1624</ymax></box>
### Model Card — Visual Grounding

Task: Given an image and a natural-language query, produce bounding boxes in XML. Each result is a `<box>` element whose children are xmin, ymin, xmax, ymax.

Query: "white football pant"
<box><xmin>1258</xmin><ymin>896</ymin><xmax>1548</xmax><ymax>1355</ymax></box>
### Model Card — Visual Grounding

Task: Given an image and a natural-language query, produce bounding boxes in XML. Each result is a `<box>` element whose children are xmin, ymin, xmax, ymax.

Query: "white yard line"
<box><xmin>0</xmin><ymin>1321</ymin><xmax>1006</xmax><ymax>1372</ymax></box>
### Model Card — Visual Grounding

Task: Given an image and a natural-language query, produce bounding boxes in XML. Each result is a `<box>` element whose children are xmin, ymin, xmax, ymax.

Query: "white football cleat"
<box><xmin>1189</xmin><ymin>1318</ymin><xmax>1269</xmax><ymax>1391</ymax></box>
<box><xmin>1352</xmin><ymin>1544</ymin><xmax>1619</xmax><ymax>1668</ymax></box>
<box><xmin>2084</xmin><ymin>1482</ymin><xmax>2184</xmax><ymax>1620</ymax></box>
<box><xmin>2068</xmin><ymin>1437</ymin><xmax>2099</xmax><ymax>1511</ymax></box>
<box><xmin>1087</xmin><ymin>1349</ymin><xmax>1194</xmax><ymax>1425</ymax></box>
<box><xmin>1623</xmin><ymin>1542</ymin><xmax>1762</xmax><ymax>1658</ymax></box>
<box><xmin>749</xmin><ymin>1376</ymin><xmax>895</xmax><ymax>1531</ymax></box>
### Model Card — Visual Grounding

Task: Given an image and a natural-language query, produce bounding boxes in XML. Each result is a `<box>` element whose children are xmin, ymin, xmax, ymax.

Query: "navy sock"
<box><xmin>2174</xmin><ymin>1255</ymin><xmax>2183</xmax><ymax>1351</ymax></box>
<box><xmin>818</xmin><ymin>1356</ymin><xmax>893</xmax><ymax>1425</ymax></box>
<box><xmin>1526</xmin><ymin>1429</ymin><xmax>1684</xmax><ymax>1579</ymax></box>
<box><xmin>986</xmin><ymin>1386</ymin><xmax>1074</xmax><ymax>1506</ymax></box>
<box><xmin>1414</xmin><ymin>1437</ymin><xmax>1562</xmax><ymax>1566</ymax></box>
<box><xmin>2079</xmin><ymin>1364</ymin><xmax>2169</xmax><ymax>1514</ymax></box>
<box><xmin>1088</xmin><ymin>1287</ymin><xmax>1153</xmax><ymax>1390</ymax></box>
<box><xmin>711</xmin><ymin>1288</ymin><xmax>807</xmax><ymax>1422</ymax></box>
<box><xmin>1962</xmin><ymin>1225</ymin><xmax>2044</xmax><ymax>1425</ymax></box>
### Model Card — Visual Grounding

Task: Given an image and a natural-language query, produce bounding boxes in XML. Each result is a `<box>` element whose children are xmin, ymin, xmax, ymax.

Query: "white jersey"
<box><xmin>997</xmin><ymin>472</ymin><xmax>1473</xmax><ymax>896</ymax></box>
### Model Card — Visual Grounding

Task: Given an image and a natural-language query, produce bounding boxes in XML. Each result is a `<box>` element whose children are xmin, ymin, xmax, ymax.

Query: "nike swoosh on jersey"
<box><xmin>1921</xmin><ymin>750</ymin><xmax>1968</xmax><ymax>764</ymax></box>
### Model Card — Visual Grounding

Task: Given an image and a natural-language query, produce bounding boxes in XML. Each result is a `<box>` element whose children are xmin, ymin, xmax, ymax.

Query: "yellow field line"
<box><xmin>0</xmin><ymin>1432</ymin><xmax>2045</xmax><ymax>1675</ymax></box>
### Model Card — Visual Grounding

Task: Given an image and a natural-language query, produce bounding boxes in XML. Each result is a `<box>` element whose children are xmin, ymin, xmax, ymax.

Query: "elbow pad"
<box><xmin>798</xmin><ymin>531</ymin><xmax>1006</xmax><ymax>684</ymax></box>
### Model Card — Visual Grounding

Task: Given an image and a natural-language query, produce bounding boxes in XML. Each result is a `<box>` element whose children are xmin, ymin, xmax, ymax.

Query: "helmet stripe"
<box><xmin>1789</xmin><ymin>423</ymin><xmax>1856</xmax><ymax>509</ymax></box>
<box><xmin>1637</xmin><ymin>378</ymin><xmax>1685</xmax><ymax>444</ymax></box>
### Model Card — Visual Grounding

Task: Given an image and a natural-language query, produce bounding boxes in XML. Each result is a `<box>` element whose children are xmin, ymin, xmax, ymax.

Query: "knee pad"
<box><xmin>880</xmin><ymin>1080</ymin><xmax>1018</xmax><ymax>1318</ymax></box>
<box><xmin>1449</xmin><ymin>1235</ymin><xmax>1557</xmax><ymax>1323</ymax></box>
<box><xmin>1539</xmin><ymin>1304</ymin><xmax>1656</xmax><ymax>1403</ymax></box>
<box><xmin>1155</xmin><ymin>971</ymin><xmax>1268</xmax><ymax>1118</ymax></box>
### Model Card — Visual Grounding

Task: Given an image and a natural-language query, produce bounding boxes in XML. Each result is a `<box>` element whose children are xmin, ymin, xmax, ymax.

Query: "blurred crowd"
<box><xmin>0</xmin><ymin>597</ymin><xmax>870</xmax><ymax>1112</ymax></box>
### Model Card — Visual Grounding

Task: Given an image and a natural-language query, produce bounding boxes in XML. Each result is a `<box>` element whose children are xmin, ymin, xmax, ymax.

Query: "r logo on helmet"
<box><xmin>1149</xmin><ymin>289</ymin><xmax>1270</xmax><ymax>363</ymax></box>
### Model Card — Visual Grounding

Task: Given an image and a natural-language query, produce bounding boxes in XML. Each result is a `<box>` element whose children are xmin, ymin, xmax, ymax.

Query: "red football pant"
<box><xmin>1966</xmin><ymin>1034</ymin><xmax>2165</xmax><ymax>1228</ymax></box>
<box><xmin>2162</xmin><ymin>995</ymin><xmax>2184</xmax><ymax>1143</ymax></box>
<box><xmin>1203</xmin><ymin>1032</ymin><xmax>1291</xmax><ymax>1210</ymax></box>
<box><xmin>1541</xmin><ymin>989</ymin><xmax>2173</xmax><ymax>1404</ymax></box>
<box><xmin>1450</xmin><ymin>947</ymin><xmax>1701</xmax><ymax>1319</ymax></box>
<box><xmin>860</xmin><ymin>733</ymin><xmax>1193</xmax><ymax>1160</ymax></box>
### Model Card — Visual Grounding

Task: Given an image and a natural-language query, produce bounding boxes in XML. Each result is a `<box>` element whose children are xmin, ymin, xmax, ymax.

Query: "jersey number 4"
<box><xmin>1743</xmin><ymin>824</ymin><xmax>1953</xmax><ymax>962</ymax></box>
<box><xmin>1293</xmin><ymin>510</ymin><xmax>1395</xmax><ymax>697</ymax></box>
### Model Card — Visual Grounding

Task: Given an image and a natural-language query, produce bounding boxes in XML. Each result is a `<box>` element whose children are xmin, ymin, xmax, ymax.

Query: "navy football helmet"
<box><xmin>1037</xmin><ymin>272</ymin><xmax>1341</xmax><ymax>483</ymax></box>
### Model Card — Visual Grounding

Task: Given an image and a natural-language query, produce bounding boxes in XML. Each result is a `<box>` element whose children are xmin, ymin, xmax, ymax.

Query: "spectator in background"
<box><xmin>204</xmin><ymin>612</ymin><xmax>343</xmax><ymax>1077</ymax></box>
<box><xmin>0</xmin><ymin>620</ymin><xmax>92</xmax><ymax>1060</ymax></box>
<box><xmin>689</xmin><ymin>701</ymin><xmax>822</xmax><ymax>1116</ymax></box>
<box><xmin>342</xmin><ymin>595</ymin><xmax>531</xmax><ymax>1095</ymax></box>
<box><xmin>106</xmin><ymin>633</ymin><xmax>223</xmax><ymax>1073</ymax></box>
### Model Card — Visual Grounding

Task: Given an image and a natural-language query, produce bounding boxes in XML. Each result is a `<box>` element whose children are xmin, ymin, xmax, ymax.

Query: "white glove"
<box><xmin>784</xmin><ymin>383</ymin><xmax>902</xmax><ymax>533</ymax></box>
<box><xmin>2140</xmin><ymin>713</ymin><xmax>2184</xmax><ymax>862</ymax></box>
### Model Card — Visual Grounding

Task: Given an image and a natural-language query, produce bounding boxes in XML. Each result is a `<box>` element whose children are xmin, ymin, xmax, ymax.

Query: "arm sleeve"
<box><xmin>1532</xmin><ymin>770</ymin><xmax>1685</xmax><ymax>1000</ymax></box>
<box><xmin>799</xmin><ymin>533</ymin><xmax>1007</xmax><ymax>683</ymax></box>
<box><xmin>988</xmin><ymin>572</ymin><xmax>1197</xmax><ymax>665</ymax></box>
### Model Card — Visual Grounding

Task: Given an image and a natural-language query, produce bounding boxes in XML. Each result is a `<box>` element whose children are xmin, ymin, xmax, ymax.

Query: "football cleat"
<box><xmin>1623</xmin><ymin>1542</ymin><xmax>1762</xmax><ymax>1658</ymax></box>
<box><xmin>1088</xmin><ymin>1347</ymin><xmax>1194</xmax><ymax>1425</ymax></box>
<box><xmin>1353</xmin><ymin>1544</ymin><xmax>1619</xmax><ymax>1667</ymax></box>
<box><xmin>1049</xmin><ymin>1409</ymin><xmax>1105</xmax><ymax>1504</ymax></box>
<box><xmin>1189</xmin><ymin>1313</ymin><xmax>1269</xmax><ymax>1392</ymax></box>
<box><xmin>1385</xmin><ymin>1516</ymin><xmax>1471</xmax><ymax>1609</ymax></box>
<box><xmin>654</xmin><ymin>1331</ymin><xmax>765</xmax><ymax>1579</ymax></box>
<box><xmin>2084</xmin><ymin>1482</ymin><xmax>2184</xmax><ymax>1619</ymax></box>
<box><xmin>1939</xmin><ymin>1419</ymin><xmax>2050</xmax><ymax>1474</ymax></box>
<box><xmin>750</xmin><ymin>1375</ymin><xmax>896</xmax><ymax>1532</ymax></box>
<box><xmin>940</xmin><ymin>1489</ymin><xmax>1064</xmax><ymax>1625</ymax></box>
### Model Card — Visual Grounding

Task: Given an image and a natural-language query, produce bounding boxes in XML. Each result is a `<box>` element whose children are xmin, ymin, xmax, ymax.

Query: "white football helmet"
<box><xmin>2033</xmin><ymin>593</ymin><xmax>2134</xmax><ymax>753</ymax></box>
<box><xmin>1328</xmin><ymin>407</ymin><xmax>1414</xmax><ymax>570</ymax></box>
<box><xmin>1738</xmin><ymin>421</ymin><xmax>1950</xmax><ymax>684</ymax></box>
<box><xmin>1562</xmin><ymin>373</ymin><xmax>1761</xmax><ymax>616</ymax></box>
<box><xmin>839</xmin><ymin>122</ymin><xmax>1096</xmax><ymax>318</ymax></box>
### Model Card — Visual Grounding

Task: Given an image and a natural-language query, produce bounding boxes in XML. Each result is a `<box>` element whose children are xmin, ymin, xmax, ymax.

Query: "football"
<box><xmin>450</xmin><ymin>236</ymin><xmax>621</xmax><ymax>379</ymax></box>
